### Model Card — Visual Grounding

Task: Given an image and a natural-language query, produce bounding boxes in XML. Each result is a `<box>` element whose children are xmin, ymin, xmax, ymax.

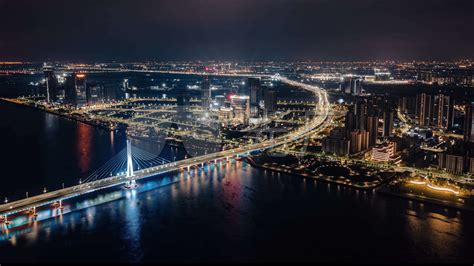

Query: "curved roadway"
<box><xmin>0</xmin><ymin>76</ymin><xmax>330</xmax><ymax>217</ymax></box>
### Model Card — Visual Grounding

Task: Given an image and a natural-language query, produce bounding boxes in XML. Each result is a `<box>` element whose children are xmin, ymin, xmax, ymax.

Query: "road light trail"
<box><xmin>0</xmin><ymin>73</ymin><xmax>331</xmax><ymax>217</ymax></box>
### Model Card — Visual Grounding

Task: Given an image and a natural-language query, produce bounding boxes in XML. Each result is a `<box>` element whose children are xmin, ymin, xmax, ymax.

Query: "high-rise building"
<box><xmin>366</xmin><ymin>115</ymin><xmax>378</xmax><ymax>147</ymax></box>
<box><xmin>470</xmin><ymin>157</ymin><xmax>474</xmax><ymax>174</ymax></box>
<box><xmin>416</xmin><ymin>93</ymin><xmax>454</xmax><ymax>129</ymax></box>
<box><xmin>230</xmin><ymin>95</ymin><xmax>250</xmax><ymax>125</ymax></box>
<box><xmin>248</xmin><ymin>77</ymin><xmax>262</xmax><ymax>105</ymax></box>
<box><xmin>123</xmin><ymin>79</ymin><xmax>132</xmax><ymax>99</ymax></box>
<box><xmin>349</xmin><ymin>130</ymin><xmax>369</xmax><ymax>154</ymax></box>
<box><xmin>103</xmin><ymin>84</ymin><xmax>124</xmax><ymax>102</ymax></box>
<box><xmin>64</xmin><ymin>74</ymin><xmax>76</xmax><ymax>105</ymax></box>
<box><xmin>432</xmin><ymin>94</ymin><xmax>454</xmax><ymax>129</ymax></box>
<box><xmin>398</xmin><ymin>96</ymin><xmax>417</xmax><ymax>115</ymax></box>
<box><xmin>263</xmin><ymin>89</ymin><xmax>277</xmax><ymax>118</ymax></box>
<box><xmin>344</xmin><ymin>109</ymin><xmax>356</xmax><ymax>137</ymax></box>
<box><xmin>86</xmin><ymin>84</ymin><xmax>104</xmax><ymax>105</ymax></box>
<box><xmin>215</xmin><ymin>95</ymin><xmax>226</xmax><ymax>107</ymax></box>
<box><xmin>322</xmin><ymin>128</ymin><xmax>350</xmax><ymax>156</ymax></box>
<box><xmin>416</xmin><ymin>92</ymin><xmax>431</xmax><ymax>127</ymax></box>
<box><xmin>464</xmin><ymin>104</ymin><xmax>474</xmax><ymax>143</ymax></box>
<box><xmin>74</xmin><ymin>73</ymin><xmax>87</xmax><ymax>107</ymax></box>
<box><xmin>201</xmin><ymin>77</ymin><xmax>211</xmax><ymax>110</ymax></box>
<box><xmin>354</xmin><ymin>99</ymin><xmax>367</xmax><ymax>130</ymax></box>
<box><xmin>342</xmin><ymin>76</ymin><xmax>363</xmax><ymax>95</ymax></box>
<box><xmin>43</xmin><ymin>65</ymin><xmax>58</xmax><ymax>103</ymax></box>
<box><xmin>438</xmin><ymin>153</ymin><xmax>465</xmax><ymax>175</ymax></box>
<box><xmin>382</xmin><ymin>110</ymin><xmax>394</xmax><ymax>138</ymax></box>
<box><xmin>248</xmin><ymin>77</ymin><xmax>262</xmax><ymax>117</ymax></box>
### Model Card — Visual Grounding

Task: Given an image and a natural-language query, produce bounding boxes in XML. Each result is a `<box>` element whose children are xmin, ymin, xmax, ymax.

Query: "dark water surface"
<box><xmin>0</xmin><ymin>101</ymin><xmax>473</xmax><ymax>263</ymax></box>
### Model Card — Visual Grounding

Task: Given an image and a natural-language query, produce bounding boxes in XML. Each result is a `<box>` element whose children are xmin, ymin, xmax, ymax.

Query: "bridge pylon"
<box><xmin>124</xmin><ymin>139</ymin><xmax>138</xmax><ymax>189</ymax></box>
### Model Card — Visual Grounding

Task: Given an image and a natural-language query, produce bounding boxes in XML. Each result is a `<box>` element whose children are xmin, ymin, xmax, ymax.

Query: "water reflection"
<box><xmin>77</xmin><ymin>123</ymin><xmax>93</xmax><ymax>174</ymax></box>
<box><xmin>0</xmin><ymin>162</ymin><xmax>473</xmax><ymax>263</ymax></box>
<box><xmin>123</xmin><ymin>190</ymin><xmax>143</xmax><ymax>262</ymax></box>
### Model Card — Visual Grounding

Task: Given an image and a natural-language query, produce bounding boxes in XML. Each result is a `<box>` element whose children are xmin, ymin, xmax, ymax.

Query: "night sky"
<box><xmin>0</xmin><ymin>0</ymin><xmax>472</xmax><ymax>61</ymax></box>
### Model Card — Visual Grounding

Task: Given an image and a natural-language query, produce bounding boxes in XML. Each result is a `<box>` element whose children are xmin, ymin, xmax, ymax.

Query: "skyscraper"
<box><xmin>248</xmin><ymin>77</ymin><xmax>262</xmax><ymax>117</ymax></box>
<box><xmin>43</xmin><ymin>65</ymin><xmax>58</xmax><ymax>103</ymax></box>
<box><xmin>354</xmin><ymin>98</ymin><xmax>367</xmax><ymax>130</ymax></box>
<box><xmin>382</xmin><ymin>110</ymin><xmax>394</xmax><ymax>138</ymax></box>
<box><xmin>64</xmin><ymin>74</ymin><xmax>76</xmax><ymax>105</ymax></box>
<box><xmin>416</xmin><ymin>92</ymin><xmax>431</xmax><ymax>127</ymax></box>
<box><xmin>230</xmin><ymin>95</ymin><xmax>250</xmax><ymax>125</ymax></box>
<box><xmin>201</xmin><ymin>77</ymin><xmax>211</xmax><ymax>110</ymax></box>
<box><xmin>86</xmin><ymin>84</ymin><xmax>104</xmax><ymax>105</ymax></box>
<box><xmin>342</xmin><ymin>76</ymin><xmax>363</xmax><ymax>95</ymax></box>
<box><xmin>366</xmin><ymin>115</ymin><xmax>378</xmax><ymax>147</ymax></box>
<box><xmin>464</xmin><ymin>104</ymin><xmax>474</xmax><ymax>143</ymax></box>
<box><xmin>74</xmin><ymin>73</ymin><xmax>87</xmax><ymax>107</ymax></box>
<box><xmin>350</xmin><ymin>130</ymin><xmax>369</xmax><ymax>154</ymax></box>
<box><xmin>263</xmin><ymin>89</ymin><xmax>277</xmax><ymax>118</ymax></box>
<box><xmin>416</xmin><ymin>93</ymin><xmax>454</xmax><ymax>129</ymax></box>
<box><xmin>436</xmin><ymin>94</ymin><xmax>454</xmax><ymax>130</ymax></box>
<box><xmin>344</xmin><ymin>109</ymin><xmax>356</xmax><ymax>137</ymax></box>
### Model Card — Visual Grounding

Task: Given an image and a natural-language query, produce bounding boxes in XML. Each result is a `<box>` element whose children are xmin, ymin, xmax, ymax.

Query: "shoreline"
<box><xmin>0</xmin><ymin>97</ymin><xmax>123</xmax><ymax>132</ymax></box>
<box><xmin>247</xmin><ymin>156</ymin><xmax>474</xmax><ymax>212</ymax></box>
<box><xmin>377</xmin><ymin>187</ymin><xmax>474</xmax><ymax>212</ymax></box>
<box><xmin>246</xmin><ymin>156</ymin><xmax>381</xmax><ymax>190</ymax></box>
<box><xmin>3</xmin><ymin>97</ymin><xmax>472</xmax><ymax>213</ymax></box>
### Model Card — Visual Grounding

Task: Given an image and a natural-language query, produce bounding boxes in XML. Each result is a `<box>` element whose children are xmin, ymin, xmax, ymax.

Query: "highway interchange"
<box><xmin>0</xmin><ymin>75</ymin><xmax>331</xmax><ymax>217</ymax></box>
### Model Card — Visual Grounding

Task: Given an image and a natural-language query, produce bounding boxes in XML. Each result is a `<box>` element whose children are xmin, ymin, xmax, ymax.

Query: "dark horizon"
<box><xmin>0</xmin><ymin>0</ymin><xmax>473</xmax><ymax>62</ymax></box>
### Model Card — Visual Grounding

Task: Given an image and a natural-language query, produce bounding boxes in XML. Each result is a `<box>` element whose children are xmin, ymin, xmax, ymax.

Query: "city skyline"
<box><xmin>0</xmin><ymin>1</ymin><xmax>473</xmax><ymax>263</ymax></box>
<box><xmin>0</xmin><ymin>0</ymin><xmax>473</xmax><ymax>62</ymax></box>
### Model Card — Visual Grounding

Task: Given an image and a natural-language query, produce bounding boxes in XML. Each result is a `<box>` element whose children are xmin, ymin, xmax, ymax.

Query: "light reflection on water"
<box><xmin>0</xmin><ymin>161</ymin><xmax>473</xmax><ymax>263</ymax></box>
<box><xmin>0</xmin><ymin>170</ymin><xmax>186</xmax><ymax>241</ymax></box>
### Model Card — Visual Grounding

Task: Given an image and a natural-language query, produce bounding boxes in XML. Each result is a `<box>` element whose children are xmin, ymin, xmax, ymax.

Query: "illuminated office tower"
<box><xmin>86</xmin><ymin>84</ymin><xmax>104</xmax><ymax>105</ymax></box>
<box><xmin>43</xmin><ymin>65</ymin><xmax>58</xmax><ymax>103</ymax></box>
<box><xmin>248</xmin><ymin>77</ymin><xmax>262</xmax><ymax>117</ymax></box>
<box><xmin>230</xmin><ymin>95</ymin><xmax>250</xmax><ymax>125</ymax></box>
<box><xmin>354</xmin><ymin>99</ymin><xmax>367</xmax><ymax>130</ymax></box>
<box><xmin>201</xmin><ymin>77</ymin><xmax>211</xmax><ymax>110</ymax></box>
<box><xmin>263</xmin><ymin>89</ymin><xmax>277</xmax><ymax>118</ymax></box>
<box><xmin>74</xmin><ymin>73</ymin><xmax>87</xmax><ymax>107</ymax></box>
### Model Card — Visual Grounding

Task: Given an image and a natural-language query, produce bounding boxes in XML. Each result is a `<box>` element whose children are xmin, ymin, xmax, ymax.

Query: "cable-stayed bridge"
<box><xmin>0</xmin><ymin>78</ymin><xmax>330</xmax><ymax>225</ymax></box>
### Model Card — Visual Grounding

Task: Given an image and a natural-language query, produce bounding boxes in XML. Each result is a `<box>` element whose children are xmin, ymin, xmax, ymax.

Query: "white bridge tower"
<box><xmin>125</xmin><ymin>139</ymin><xmax>137</xmax><ymax>188</ymax></box>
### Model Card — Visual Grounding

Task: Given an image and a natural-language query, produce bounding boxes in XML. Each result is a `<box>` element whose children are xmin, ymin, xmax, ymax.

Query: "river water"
<box><xmin>0</xmin><ymin>100</ymin><xmax>473</xmax><ymax>263</ymax></box>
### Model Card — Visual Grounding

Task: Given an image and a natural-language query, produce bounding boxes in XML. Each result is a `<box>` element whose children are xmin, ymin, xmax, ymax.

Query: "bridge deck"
<box><xmin>0</xmin><ymin>78</ymin><xmax>330</xmax><ymax>217</ymax></box>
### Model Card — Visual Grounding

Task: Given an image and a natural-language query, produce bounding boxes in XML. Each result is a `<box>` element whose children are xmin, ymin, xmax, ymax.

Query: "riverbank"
<box><xmin>246</xmin><ymin>155</ymin><xmax>474</xmax><ymax>212</ymax></box>
<box><xmin>0</xmin><ymin>97</ymin><xmax>125</xmax><ymax>131</ymax></box>
<box><xmin>246</xmin><ymin>156</ymin><xmax>388</xmax><ymax>190</ymax></box>
<box><xmin>377</xmin><ymin>187</ymin><xmax>474</xmax><ymax>212</ymax></box>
